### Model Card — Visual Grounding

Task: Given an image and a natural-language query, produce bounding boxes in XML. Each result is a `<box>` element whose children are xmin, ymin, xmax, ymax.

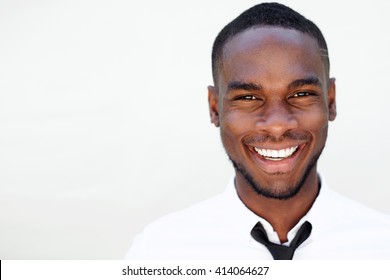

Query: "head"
<box><xmin>208</xmin><ymin>3</ymin><xmax>336</xmax><ymax>200</ymax></box>
<box><xmin>211</xmin><ymin>2</ymin><xmax>330</xmax><ymax>84</ymax></box>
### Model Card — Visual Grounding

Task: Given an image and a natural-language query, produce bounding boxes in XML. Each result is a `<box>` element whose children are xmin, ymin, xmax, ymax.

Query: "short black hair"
<box><xmin>211</xmin><ymin>2</ymin><xmax>329</xmax><ymax>83</ymax></box>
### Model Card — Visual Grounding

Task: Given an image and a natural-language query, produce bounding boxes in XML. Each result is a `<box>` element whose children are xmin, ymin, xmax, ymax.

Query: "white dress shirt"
<box><xmin>126</xmin><ymin>175</ymin><xmax>390</xmax><ymax>259</ymax></box>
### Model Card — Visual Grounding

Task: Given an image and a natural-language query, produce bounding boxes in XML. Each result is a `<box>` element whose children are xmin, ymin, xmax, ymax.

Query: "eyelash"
<box><xmin>235</xmin><ymin>95</ymin><xmax>258</xmax><ymax>101</ymax></box>
<box><xmin>233</xmin><ymin>92</ymin><xmax>317</xmax><ymax>102</ymax></box>
<box><xmin>236</xmin><ymin>91</ymin><xmax>315</xmax><ymax>101</ymax></box>
<box><xmin>291</xmin><ymin>92</ymin><xmax>315</xmax><ymax>98</ymax></box>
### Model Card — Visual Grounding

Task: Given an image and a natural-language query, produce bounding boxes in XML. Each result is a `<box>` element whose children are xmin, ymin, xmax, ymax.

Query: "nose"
<box><xmin>256</xmin><ymin>100</ymin><xmax>298</xmax><ymax>139</ymax></box>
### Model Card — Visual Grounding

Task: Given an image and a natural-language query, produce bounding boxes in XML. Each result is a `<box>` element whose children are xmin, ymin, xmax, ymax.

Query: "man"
<box><xmin>126</xmin><ymin>2</ymin><xmax>390</xmax><ymax>259</ymax></box>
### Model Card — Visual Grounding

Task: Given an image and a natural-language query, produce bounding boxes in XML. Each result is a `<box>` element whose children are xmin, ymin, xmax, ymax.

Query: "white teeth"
<box><xmin>254</xmin><ymin>146</ymin><xmax>298</xmax><ymax>160</ymax></box>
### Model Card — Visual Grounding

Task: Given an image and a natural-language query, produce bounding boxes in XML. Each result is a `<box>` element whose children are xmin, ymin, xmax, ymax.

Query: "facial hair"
<box><xmin>230</xmin><ymin>146</ymin><xmax>324</xmax><ymax>200</ymax></box>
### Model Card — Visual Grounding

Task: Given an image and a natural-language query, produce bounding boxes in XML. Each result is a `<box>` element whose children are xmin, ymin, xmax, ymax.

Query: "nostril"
<box><xmin>256</xmin><ymin>118</ymin><xmax>298</xmax><ymax>138</ymax></box>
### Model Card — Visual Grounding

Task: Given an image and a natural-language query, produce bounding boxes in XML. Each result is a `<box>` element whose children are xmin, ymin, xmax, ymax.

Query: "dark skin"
<box><xmin>208</xmin><ymin>26</ymin><xmax>336</xmax><ymax>243</ymax></box>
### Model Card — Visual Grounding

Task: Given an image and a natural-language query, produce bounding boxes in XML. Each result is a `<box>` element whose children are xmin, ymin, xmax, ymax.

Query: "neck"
<box><xmin>235</xmin><ymin>169</ymin><xmax>319</xmax><ymax>243</ymax></box>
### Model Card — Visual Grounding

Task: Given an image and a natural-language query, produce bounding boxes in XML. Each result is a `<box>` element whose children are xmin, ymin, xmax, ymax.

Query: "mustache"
<box><xmin>243</xmin><ymin>131</ymin><xmax>311</xmax><ymax>144</ymax></box>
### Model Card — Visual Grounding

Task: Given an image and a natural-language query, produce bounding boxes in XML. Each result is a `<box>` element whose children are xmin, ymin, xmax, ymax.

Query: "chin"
<box><xmin>231</xmin><ymin>150</ymin><xmax>320</xmax><ymax>200</ymax></box>
<box><xmin>249</xmin><ymin>177</ymin><xmax>305</xmax><ymax>200</ymax></box>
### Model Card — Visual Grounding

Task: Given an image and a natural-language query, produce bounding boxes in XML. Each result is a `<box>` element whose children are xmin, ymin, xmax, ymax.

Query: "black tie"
<box><xmin>250</xmin><ymin>221</ymin><xmax>312</xmax><ymax>260</ymax></box>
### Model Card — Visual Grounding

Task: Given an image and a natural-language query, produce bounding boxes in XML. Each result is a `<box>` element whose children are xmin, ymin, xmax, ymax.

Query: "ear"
<box><xmin>327</xmin><ymin>78</ymin><xmax>337</xmax><ymax>121</ymax></box>
<box><xmin>208</xmin><ymin>85</ymin><xmax>220</xmax><ymax>127</ymax></box>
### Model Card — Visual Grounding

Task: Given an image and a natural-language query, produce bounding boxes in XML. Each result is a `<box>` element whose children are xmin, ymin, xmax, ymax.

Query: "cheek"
<box><xmin>220</xmin><ymin>111</ymin><xmax>253</xmax><ymax>151</ymax></box>
<box><xmin>303</xmin><ymin>110</ymin><xmax>329</xmax><ymax>144</ymax></box>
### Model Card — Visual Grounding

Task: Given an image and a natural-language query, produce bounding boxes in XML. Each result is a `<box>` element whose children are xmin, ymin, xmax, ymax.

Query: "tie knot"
<box><xmin>250</xmin><ymin>221</ymin><xmax>312</xmax><ymax>260</ymax></box>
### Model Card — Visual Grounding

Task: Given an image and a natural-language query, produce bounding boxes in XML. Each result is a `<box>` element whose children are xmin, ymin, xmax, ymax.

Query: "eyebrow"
<box><xmin>287</xmin><ymin>77</ymin><xmax>322</xmax><ymax>90</ymax></box>
<box><xmin>226</xmin><ymin>76</ymin><xmax>322</xmax><ymax>93</ymax></box>
<box><xmin>227</xmin><ymin>81</ymin><xmax>262</xmax><ymax>92</ymax></box>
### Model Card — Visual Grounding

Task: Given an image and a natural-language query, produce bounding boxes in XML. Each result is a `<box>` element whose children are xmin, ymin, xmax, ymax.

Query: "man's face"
<box><xmin>208</xmin><ymin>26</ymin><xmax>336</xmax><ymax>199</ymax></box>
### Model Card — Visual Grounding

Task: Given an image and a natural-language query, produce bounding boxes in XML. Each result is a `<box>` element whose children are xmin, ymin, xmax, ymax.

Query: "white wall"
<box><xmin>0</xmin><ymin>0</ymin><xmax>389</xmax><ymax>259</ymax></box>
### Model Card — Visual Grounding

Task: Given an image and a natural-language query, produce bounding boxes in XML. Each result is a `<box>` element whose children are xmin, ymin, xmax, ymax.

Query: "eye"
<box><xmin>288</xmin><ymin>91</ymin><xmax>319</xmax><ymax>106</ymax></box>
<box><xmin>291</xmin><ymin>92</ymin><xmax>315</xmax><ymax>98</ymax></box>
<box><xmin>235</xmin><ymin>95</ymin><xmax>258</xmax><ymax>101</ymax></box>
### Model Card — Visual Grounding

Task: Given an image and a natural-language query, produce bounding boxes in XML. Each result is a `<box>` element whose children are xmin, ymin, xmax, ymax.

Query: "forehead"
<box><xmin>219</xmin><ymin>26</ymin><xmax>326</xmax><ymax>88</ymax></box>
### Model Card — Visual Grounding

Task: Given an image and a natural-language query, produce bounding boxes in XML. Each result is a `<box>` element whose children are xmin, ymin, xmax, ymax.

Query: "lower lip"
<box><xmin>249</xmin><ymin>144</ymin><xmax>305</xmax><ymax>174</ymax></box>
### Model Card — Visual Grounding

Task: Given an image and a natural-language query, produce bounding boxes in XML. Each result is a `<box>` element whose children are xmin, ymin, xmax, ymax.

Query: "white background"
<box><xmin>0</xmin><ymin>0</ymin><xmax>389</xmax><ymax>259</ymax></box>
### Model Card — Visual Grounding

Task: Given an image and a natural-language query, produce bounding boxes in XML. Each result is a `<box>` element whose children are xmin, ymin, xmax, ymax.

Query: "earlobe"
<box><xmin>328</xmin><ymin>78</ymin><xmax>337</xmax><ymax>121</ymax></box>
<box><xmin>208</xmin><ymin>86</ymin><xmax>220</xmax><ymax>127</ymax></box>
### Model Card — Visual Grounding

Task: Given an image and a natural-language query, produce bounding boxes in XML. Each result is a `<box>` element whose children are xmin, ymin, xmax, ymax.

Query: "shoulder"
<box><xmin>325</xmin><ymin>187</ymin><xmax>390</xmax><ymax>225</ymax></box>
<box><xmin>316</xmin><ymin>175</ymin><xmax>390</xmax><ymax>226</ymax></box>
<box><xmin>301</xmin><ymin>179</ymin><xmax>390</xmax><ymax>258</ymax></box>
<box><xmin>146</xmin><ymin>191</ymin><xmax>229</xmax><ymax>230</ymax></box>
<box><xmin>311</xmin><ymin>184</ymin><xmax>390</xmax><ymax>257</ymax></box>
<box><xmin>125</xmin><ymin>191</ymin><xmax>233</xmax><ymax>259</ymax></box>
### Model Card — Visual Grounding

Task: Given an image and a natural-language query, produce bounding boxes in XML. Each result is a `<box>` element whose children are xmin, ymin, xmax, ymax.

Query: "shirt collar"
<box><xmin>223</xmin><ymin>173</ymin><xmax>329</xmax><ymax>245</ymax></box>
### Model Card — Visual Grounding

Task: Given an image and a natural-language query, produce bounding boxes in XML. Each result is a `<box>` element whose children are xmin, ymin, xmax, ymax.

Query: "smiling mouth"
<box><xmin>254</xmin><ymin>146</ymin><xmax>299</xmax><ymax>161</ymax></box>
